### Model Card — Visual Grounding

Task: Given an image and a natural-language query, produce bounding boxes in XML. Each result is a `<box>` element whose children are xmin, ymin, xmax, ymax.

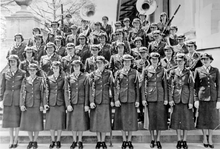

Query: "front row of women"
<box><xmin>1</xmin><ymin>52</ymin><xmax>219</xmax><ymax>149</ymax></box>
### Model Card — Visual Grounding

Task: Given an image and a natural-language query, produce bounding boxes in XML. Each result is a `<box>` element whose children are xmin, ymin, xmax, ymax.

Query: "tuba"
<box><xmin>136</xmin><ymin>0</ymin><xmax>157</xmax><ymax>15</ymax></box>
<box><xmin>80</xmin><ymin>0</ymin><xmax>96</xmax><ymax>21</ymax></box>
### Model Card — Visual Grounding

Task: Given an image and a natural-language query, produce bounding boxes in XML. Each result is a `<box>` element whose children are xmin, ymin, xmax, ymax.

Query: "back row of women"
<box><xmin>1</xmin><ymin>12</ymin><xmax>220</xmax><ymax>149</ymax></box>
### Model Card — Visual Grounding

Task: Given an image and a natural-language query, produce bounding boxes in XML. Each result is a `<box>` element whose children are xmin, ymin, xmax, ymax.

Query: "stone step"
<box><xmin>1</xmin><ymin>143</ymin><xmax>220</xmax><ymax>149</ymax></box>
<box><xmin>0</xmin><ymin>130</ymin><xmax>220</xmax><ymax>144</ymax></box>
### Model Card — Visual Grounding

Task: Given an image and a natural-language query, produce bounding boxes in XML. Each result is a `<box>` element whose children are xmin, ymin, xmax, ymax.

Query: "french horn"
<box><xmin>136</xmin><ymin>0</ymin><xmax>157</xmax><ymax>15</ymax></box>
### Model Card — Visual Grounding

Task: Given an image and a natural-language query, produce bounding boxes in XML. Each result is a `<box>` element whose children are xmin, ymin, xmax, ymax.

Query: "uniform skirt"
<box><xmin>66</xmin><ymin>104</ymin><xmax>89</xmax><ymax>131</ymax></box>
<box><xmin>113</xmin><ymin>103</ymin><xmax>138</xmax><ymax>131</ymax></box>
<box><xmin>170</xmin><ymin>103</ymin><xmax>194</xmax><ymax>130</ymax></box>
<box><xmin>20</xmin><ymin>107</ymin><xmax>44</xmax><ymax>131</ymax></box>
<box><xmin>45</xmin><ymin>106</ymin><xmax>66</xmax><ymax>130</ymax></box>
<box><xmin>2</xmin><ymin>106</ymin><xmax>21</xmax><ymax>128</ymax></box>
<box><xmin>148</xmin><ymin>102</ymin><xmax>168</xmax><ymax>130</ymax></box>
<box><xmin>90</xmin><ymin>103</ymin><xmax>111</xmax><ymax>132</ymax></box>
<box><xmin>197</xmin><ymin>101</ymin><xmax>219</xmax><ymax>129</ymax></box>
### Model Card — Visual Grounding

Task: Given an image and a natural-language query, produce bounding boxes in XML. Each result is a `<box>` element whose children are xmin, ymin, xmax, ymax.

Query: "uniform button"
<box><xmin>12</xmin><ymin>90</ymin><xmax>14</xmax><ymax>91</ymax></box>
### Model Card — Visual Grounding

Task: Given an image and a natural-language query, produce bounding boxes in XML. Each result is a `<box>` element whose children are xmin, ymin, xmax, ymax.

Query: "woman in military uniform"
<box><xmin>128</xmin><ymin>18</ymin><xmax>146</xmax><ymax>49</ymax></box>
<box><xmin>7</xmin><ymin>33</ymin><xmax>26</xmax><ymax>61</ymax></box>
<box><xmin>114</xmin><ymin>54</ymin><xmax>140</xmax><ymax>149</ymax></box>
<box><xmin>148</xmin><ymin>30</ymin><xmax>166</xmax><ymax>58</ymax></box>
<box><xmin>66</xmin><ymin>25</ymin><xmax>79</xmax><ymax>45</ymax></box>
<box><xmin>98</xmin><ymin>33</ymin><xmax>112</xmax><ymax>62</ymax></box>
<box><xmin>111</xmin><ymin>29</ymin><xmax>131</xmax><ymax>55</ymax></box>
<box><xmin>109</xmin><ymin>42</ymin><xmax>125</xmax><ymax>77</ymax></box>
<box><xmin>40</xmin><ymin>42</ymin><xmax>61</xmax><ymax>77</ymax></box>
<box><xmin>75</xmin><ymin>34</ymin><xmax>92</xmax><ymax>64</ymax></box>
<box><xmin>55</xmin><ymin>36</ymin><xmax>67</xmax><ymax>57</ymax></box>
<box><xmin>20</xmin><ymin>47</ymin><xmax>38</xmax><ymax>77</ymax></box>
<box><xmin>61</xmin><ymin>43</ymin><xmax>80</xmax><ymax>75</ymax></box>
<box><xmin>89</xmin><ymin>56</ymin><xmax>114</xmax><ymax>149</ymax></box>
<box><xmin>65</xmin><ymin>60</ymin><xmax>89</xmax><ymax>149</ymax></box>
<box><xmin>20</xmin><ymin>63</ymin><xmax>45</xmax><ymax>149</ymax></box>
<box><xmin>169</xmin><ymin>53</ymin><xmax>194</xmax><ymax>149</ymax></box>
<box><xmin>160</xmin><ymin>46</ymin><xmax>177</xmax><ymax>78</ymax></box>
<box><xmin>194</xmin><ymin>53</ymin><xmax>220</xmax><ymax>148</ymax></box>
<box><xmin>33</xmin><ymin>34</ymin><xmax>46</xmax><ymax>62</ymax></box>
<box><xmin>44</xmin><ymin>61</ymin><xmax>66</xmax><ymax>149</ymax></box>
<box><xmin>0</xmin><ymin>55</ymin><xmax>26</xmax><ymax>148</ymax></box>
<box><xmin>84</xmin><ymin>45</ymin><xmax>100</xmax><ymax>74</ymax></box>
<box><xmin>130</xmin><ymin>37</ymin><xmax>143</xmax><ymax>59</ymax></box>
<box><xmin>141</xmin><ymin>52</ymin><xmax>168</xmax><ymax>149</ymax></box>
<box><xmin>185</xmin><ymin>42</ymin><xmax>202</xmax><ymax>72</ymax></box>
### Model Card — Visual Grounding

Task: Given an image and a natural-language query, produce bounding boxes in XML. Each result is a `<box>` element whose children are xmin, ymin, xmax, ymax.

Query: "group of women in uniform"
<box><xmin>0</xmin><ymin>12</ymin><xmax>220</xmax><ymax>149</ymax></box>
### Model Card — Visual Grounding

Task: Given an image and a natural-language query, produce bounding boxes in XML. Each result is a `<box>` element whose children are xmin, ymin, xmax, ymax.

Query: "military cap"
<box><xmin>176</xmin><ymin>53</ymin><xmax>187</xmax><ymax>61</ymax></box>
<box><xmin>139</xmin><ymin>47</ymin><xmax>149</xmax><ymax>53</ymax></box>
<box><xmin>150</xmin><ymin>52</ymin><xmax>160</xmax><ymax>58</ymax></box>
<box><xmin>201</xmin><ymin>53</ymin><xmax>213</xmax><ymax>61</ymax></box>
<box><xmin>95</xmin><ymin>56</ymin><xmax>107</xmax><ymax>63</ymax></box>
<box><xmin>134</xmin><ymin>37</ymin><xmax>143</xmax><ymax>42</ymax></box>
<box><xmin>66</xmin><ymin>43</ymin><xmax>75</xmax><ymax>49</ymax></box>
<box><xmin>123</xmin><ymin>54</ymin><xmax>134</xmax><ymax>61</ymax></box>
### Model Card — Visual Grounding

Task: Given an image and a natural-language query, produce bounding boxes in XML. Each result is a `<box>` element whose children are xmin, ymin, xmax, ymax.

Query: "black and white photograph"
<box><xmin>0</xmin><ymin>0</ymin><xmax>220</xmax><ymax>148</ymax></box>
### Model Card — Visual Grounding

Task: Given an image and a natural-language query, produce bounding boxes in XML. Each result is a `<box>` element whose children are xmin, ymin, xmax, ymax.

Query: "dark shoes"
<box><xmin>156</xmin><ymin>141</ymin><xmax>162</xmax><ymax>149</ymax></box>
<box><xmin>121</xmin><ymin>141</ymin><xmax>127</xmax><ymax>149</ymax></box>
<box><xmin>70</xmin><ymin>141</ymin><xmax>77</xmax><ymax>149</ymax></box>
<box><xmin>27</xmin><ymin>142</ymin><xmax>33</xmax><ymax>149</ymax></box>
<box><xmin>150</xmin><ymin>140</ymin><xmax>155</xmax><ymax>148</ymax></box>
<box><xmin>127</xmin><ymin>141</ymin><xmax>134</xmax><ymax>149</ymax></box>
<box><xmin>49</xmin><ymin>141</ymin><xmax>56</xmax><ymax>148</ymax></box>
<box><xmin>56</xmin><ymin>141</ymin><xmax>61</xmax><ymax>148</ymax></box>
<box><xmin>78</xmin><ymin>141</ymin><xmax>83</xmax><ymax>149</ymax></box>
<box><xmin>182</xmin><ymin>141</ymin><xmax>188</xmax><ymax>149</ymax></box>
<box><xmin>12</xmin><ymin>141</ymin><xmax>18</xmax><ymax>148</ymax></box>
<box><xmin>176</xmin><ymin>141</ymin><xmax>182</xmax><ymax>149</ymax></box>
<box><xmin>32</xmin><ymin>142</ymin><xmax>38</xmax><ymax>149</ymax></box>
<box><xmin>102</xmin><ymin>142</ymin><xmax>107</xmax><ymax>149</ymax></box>
<box><xmin>95</xmin><ymin>142</ymin><xmax>101</xmax><ymax>149</ymax></box>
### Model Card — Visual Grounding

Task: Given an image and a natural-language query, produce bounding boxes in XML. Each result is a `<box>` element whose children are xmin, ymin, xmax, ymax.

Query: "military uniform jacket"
<box><xmin>114</xmin><ymin>68</ymin><xmax>139</xmax><ymax>103</ymax></box>
<box><xmin>62</xmin><ymin>54</ymin><xmax>80</xmax><ymax>74</ymax></box>
<box><xmin>141</xmin><ymin>65</ymin><xmax>168</xmax><ymax>102</ymax></box>
<box><xmin>20</xmin><ymin>76</ymin><xmax>45</xmax><ymax>108</ymax></box>
<box><xmin>148</xmin><ymin>40</ymin><xmax>166</xmax><ymax>58</ymax></box>
<box><xmin>109</xmin><ymin>54</ymin><xmax>123</xmax><ymax>77</ymax></box>
<box><xmin>56</xmin><ymin>46</ymin><xmax>67</xmax><ymax>57</ymax></box>
<box><xmin>161</xmin><ymin>57</ymin><xmax>176</xmax><ymax>69</ymax></box>
<box><xmin>194</xmin><ymin>66</ymin><xmax>220</xmax><ymax>102</ymax></box>
<box><xmin>7</xmin><ymin>42</ymin><xmax>26</xmax><ymax>61</ymax></box>
<box><xmin>40</xmin><ymin>54</ymin><xmax>61</xmax><ymax>76</ymax></box>
<box><xmin>169</xmin><ymin>68</ymin><xmax>194</xmax><ymax>104</ymax></box>
<box><xmin>85</xmin><ymin>56</ymin><xmax>98</xmax><ymax>73</ymax></box>
<box><xmin>65</xmin><ymin>73</ymin><xmax>89</xmax><ymax>106</ymax></box>
<box><xmin>89</xmin><ymin>69</ymin><xmax>113</xmax><ymax>105</ymax></box>
<box><xmin>75</xmin><ymin>44</ymin><xmax>92</xmax><ymax>64</ymax></box>
<box><xmin>44</xmin><ymin>74</ymin><xmax>65</xmax><ymax>106</ymax></box>
<box><xmin>34</xmin><ymin>44</ymin><xmax>46</xmax><ymax>62</ymax></box>
<box><xmin>98</xmin><ymin>43</ymin><xmax>112</xmax><ymax>62</ymax></box>
<box><xmin>0</xmin><ymin>69</ymin><xmax>25</xmax><ymax>106</ymax></box>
